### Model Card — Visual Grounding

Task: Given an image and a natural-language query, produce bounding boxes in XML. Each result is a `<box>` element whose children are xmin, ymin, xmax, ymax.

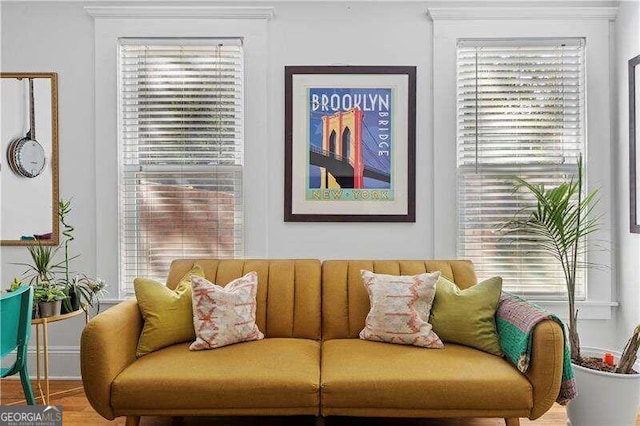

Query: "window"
<box><xmin>118</xmin><ymin>38</ymin><xmax>244</xmax><ymax>294</ymax></box>
<box><xmin>456</xmin><ymin>38</ymin><xmax>585</xmax><ymax>297</ymax></box>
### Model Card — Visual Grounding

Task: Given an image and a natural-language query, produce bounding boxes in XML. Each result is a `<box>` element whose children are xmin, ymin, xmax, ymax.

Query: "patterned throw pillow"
<box><xmin>190</xmin><ymin>272</ymin><xmax>264</xmax><ymax>350</ymax></box>
<box><xmin>359</xmin><ymin>270</ymin><xmax>444</xmax><ymax>348</ymax></box>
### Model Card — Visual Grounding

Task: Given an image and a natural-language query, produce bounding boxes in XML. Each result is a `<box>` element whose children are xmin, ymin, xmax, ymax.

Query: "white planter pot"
<box><xmin>567</xmin><ymin>347</ymin><xmax>640</xmax><ymax>426</ymax></box>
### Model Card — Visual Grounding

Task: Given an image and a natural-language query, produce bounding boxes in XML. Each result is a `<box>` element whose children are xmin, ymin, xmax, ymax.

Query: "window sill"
<box><xmin>529</xmin><ymin>300</ymin><xmax>618</xmax><ymax>321</ymax></box>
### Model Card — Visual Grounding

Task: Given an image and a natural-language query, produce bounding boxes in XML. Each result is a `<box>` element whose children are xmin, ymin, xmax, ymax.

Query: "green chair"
<box><xmin>1</xmin><ymin>285</ymin><xmax>35</xmax><ymax>404</ymax></box>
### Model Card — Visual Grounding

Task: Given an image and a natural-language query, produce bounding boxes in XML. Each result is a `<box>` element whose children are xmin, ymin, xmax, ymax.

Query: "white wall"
<box><xmin>265</xmin><ymin>2</ymin><xmax>434</xmax><ymax>259</ymax></box>
<box><xmin>0</xmin><ymin>0</ymin><xmax>629</xmax><ymax>377</ymax></box>
<box><xmin>614</xmin><ymin>0</ymin><xmax>640</xmax><ymax>347</ymax></box>
<box><xmin>1</xmin><ymin>2</ymin><xmax>95</xmax><ymax>377</ymax></box>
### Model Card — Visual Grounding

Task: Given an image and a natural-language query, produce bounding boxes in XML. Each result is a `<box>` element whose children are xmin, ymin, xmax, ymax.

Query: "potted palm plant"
<box><xmin>503</xmin><ymin>154</ymin><xmax>640</xmax><ymax>425</ymax></box>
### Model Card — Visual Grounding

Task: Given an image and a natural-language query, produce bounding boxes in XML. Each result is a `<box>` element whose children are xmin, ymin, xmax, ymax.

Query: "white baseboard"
<box><xmin>3</xmin><ymin>375</ymin><xmax>82</xmax><ymax>380</ymax></box>
<box><xmin>27</xmin><ymin>345</ymin><xmax>79</xmax><ymax>355</ymax></box>
<box><xmin>4</xmin><ymin>345</ymin><xmax>82</xmax><ymax>379</ymax></box>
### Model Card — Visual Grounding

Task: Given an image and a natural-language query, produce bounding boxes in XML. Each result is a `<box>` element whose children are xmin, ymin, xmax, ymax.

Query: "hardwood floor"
<box><xmin>0</xmin><ymin>379</ymin><xmax>611</xmax><ymax>425</ymax></box>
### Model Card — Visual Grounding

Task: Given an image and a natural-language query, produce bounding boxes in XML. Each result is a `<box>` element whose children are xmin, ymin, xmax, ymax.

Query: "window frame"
<box><xmin>431</xmin><ymin>12</ymin><xmax>615</xmax><ymax>319</ymax></box>
<box><xmin>90</xmin><ymin>9</ymin><xmax>271</xmax><ymax>301</ymax></box>
<box><xmin>116</xmin><ymin>38</ymin><xmax>245</xmax><ymax>295</ymax></box>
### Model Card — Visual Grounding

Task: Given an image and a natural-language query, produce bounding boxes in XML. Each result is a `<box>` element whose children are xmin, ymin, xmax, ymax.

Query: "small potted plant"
<box><xmin>7</xmin><ymin>277</ymin><xmax>24</xmax><ymax>292</ymax></box>
<box><xmin>70</xmin><ymin>274</ymin><xmax>108</xmax><ymax>314</ymax></box>
<box><xmin>34</xmin><ymin>283</ymin><xmax>67</xmax><ymax>318</ymax></box>
<box><xmin>7</xmin><ymin>277</ymin><xmax>37</xmax><ymax>318</ymax></box>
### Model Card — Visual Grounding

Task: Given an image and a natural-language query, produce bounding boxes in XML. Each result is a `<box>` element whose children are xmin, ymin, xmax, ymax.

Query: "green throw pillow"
<box><xmin>134</xmin><ymin>264</ymin><xmax>205</xmax><ymax>358</ymax></box>
<box><xmin>430</xmin><ymin>275</ymin><xmax>502</xmax><ymax>356</ymax></box>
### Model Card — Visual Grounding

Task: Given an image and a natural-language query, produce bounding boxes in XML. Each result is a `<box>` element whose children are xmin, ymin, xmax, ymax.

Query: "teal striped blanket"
<box><xmin>496</xmin><ymin>292</ymin><xmax>577</xmax><ymax>405</ymax></box>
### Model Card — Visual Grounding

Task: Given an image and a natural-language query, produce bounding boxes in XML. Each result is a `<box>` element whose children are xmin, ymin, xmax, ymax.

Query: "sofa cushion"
<box><xmin>430</xmin><ymin>275</ymin><xmax>503</xmax><ymax>356</ymax></box>
<box><xmin>167</xmin><ymin>259</ymin><xmax>321</xmax><ymax>340</ymax></box>
<box><xmin>321</xmin><ymin>339</ymin><xmax>532</xmax><ymax>413</ymax></box>
<box><xmin>322</xmin><ymin>260</ymin><xmax>478</xmax><ymax>340</ymax></box>
<box><xmin>190</xmin><ymin>273</ymin><xmax>264</xmax><ymax>350</ymax></box>
<box><xmin>112</xmin><ymin>338</ymin><xmax>320</xmax><ymax>411</ymax></box>
<box><xmin>134</xmin><ymin>264</ymin><xmax>204</xmax><ymax>358</ymax></box>
<box><xmin>359</xmin><ymin>270</ymin><xmax>443</xmax><ymax>348</ymax></box>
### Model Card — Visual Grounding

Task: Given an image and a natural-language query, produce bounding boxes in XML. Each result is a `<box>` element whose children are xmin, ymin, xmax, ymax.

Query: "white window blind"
<box><xmin>118</xmin><ymin>38</ymin><xmax>244</xmax><ymax>295</ymax></box>
<box><xmin>456</xmin><ymin>38</ymin><xmax>585</xmax><ymax>297</ymax></box>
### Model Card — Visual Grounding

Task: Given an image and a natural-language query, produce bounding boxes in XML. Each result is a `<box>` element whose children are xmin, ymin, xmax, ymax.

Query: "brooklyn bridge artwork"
<box><xmin>285</xmin><ymin>65</ymin><xmax>415</xmax><ymax>222</ymax></box>
<box><xmin>307</xmin><ymin>88</ymin><xmax>393</xmax><ymax>202</ymax></box>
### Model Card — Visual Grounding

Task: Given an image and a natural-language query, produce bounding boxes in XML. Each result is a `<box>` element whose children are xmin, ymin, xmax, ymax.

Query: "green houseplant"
<box><xmin>58</xmin><ymin>199</ymin><xmax>80</xmax><ymax>313</ymax></box>
<box><xmin>14</xmin><ymin>246</ymin><xmax>69</xmax><ymax>318</ymax></box>
<box><xmin>16</xmin><ymin>244</ymin><xmax>62</xmax><ymax>286</ymax></box>
<box><xmin>12</xmin><ymin>198</ymin><xmax>107</xmax><ymax>317</ymax></box>
<box><xmin>34</xmin><ymin>283</ymin><xmax>66</xmax><ymax>318</ymax></box>
<box><xmin>6</xmin><ymin>277</ymin><xmax>37</xmax><ymax>318</ymax></box>
<box><xmin>502</xmin><ymin>154</ymin><xmax>640</xmax><ymax>425</ymax></box>
<box><xmin>8</xmin><ymin>277</ymin><xmax>24</xmax><ymax>293</ymax></box>
<box><xmin>70</xmin><ymin>274</ymin><xmax>107</xmax><ymax>314</ymax></box>
<box><xmin>503</xmin><ymin>154</ymin><xmax>600</xmax><ymax>362</ymax></box>
<box><xmin>56</xmin><ymin>199</ymin><xmax>107</xmax><ymax>314</ymax></box>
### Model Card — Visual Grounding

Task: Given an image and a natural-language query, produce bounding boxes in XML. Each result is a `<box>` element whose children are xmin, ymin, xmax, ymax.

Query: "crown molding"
<box><xmin>85</xmin><ymin>6</ymin><xmax>276</xmax><ymax>20</ymax></box>
<box><xmin>427</xmin><ymin>7</ymin><xmax>618</xmax><ymax>21</ymax></box>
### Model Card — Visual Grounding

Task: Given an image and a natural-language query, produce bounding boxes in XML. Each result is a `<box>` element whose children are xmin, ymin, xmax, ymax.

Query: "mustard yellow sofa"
<box><xmin>80</xmin><ymin>259</ymin><xmax>564</xmax><ymax>426</ymax></box>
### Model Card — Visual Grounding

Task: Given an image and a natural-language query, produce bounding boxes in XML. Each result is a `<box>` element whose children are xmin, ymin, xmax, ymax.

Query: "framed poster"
<box><xmin>630</xmin><ymin>54</ymin><xmax>640</xmax><ymax>234</ymax></box>
<box><xmin>284</xmin><ymin>66</ymin><xmax>416</xmax><ymax>222</ymax></box>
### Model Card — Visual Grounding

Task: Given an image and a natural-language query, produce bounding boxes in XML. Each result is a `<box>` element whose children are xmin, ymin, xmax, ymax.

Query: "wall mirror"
<box><xmin>1</xmin><ymin>72</ymin><xmax>59</xmax><ymax>245</ymax></box>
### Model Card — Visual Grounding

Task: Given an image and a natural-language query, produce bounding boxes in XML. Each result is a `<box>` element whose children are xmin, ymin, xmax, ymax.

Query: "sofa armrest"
<box><xmin>524</xmin><ymin>319</ymin><xmax>564</xmax><ymax>420</ymax></box>
<box><xmin>80</xmin><ymin>299</ymin><xmax>142</xmax><ymax>420</ymax></box>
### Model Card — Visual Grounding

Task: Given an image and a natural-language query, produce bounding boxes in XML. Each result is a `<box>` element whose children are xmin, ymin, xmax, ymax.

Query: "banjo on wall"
<box><xmin>7</xmin><ymin>78</ymin><xmax>46</xmax><ymax>178</ymax></box>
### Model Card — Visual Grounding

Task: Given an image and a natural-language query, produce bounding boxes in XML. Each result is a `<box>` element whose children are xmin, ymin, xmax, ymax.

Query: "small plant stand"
<box><xmin>31</xmin><ymin>306</ymin><xmax>88</xmax><ymax>405</ymax></box>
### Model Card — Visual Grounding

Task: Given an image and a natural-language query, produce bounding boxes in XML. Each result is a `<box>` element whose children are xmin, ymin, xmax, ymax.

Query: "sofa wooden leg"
<box><xmin>125</xmin><ymin>416</ymin><xmax>140</xmax><ymax>426</ymax></box>
<box><xmin>315</xmin><ymin>416</ymin><xmax>326</xmax><ymax>426</ymax></box>
<box><xmin>505</xmin><ymin>418</ymin><xmax>520</xmax><ymax>426</ymax></box>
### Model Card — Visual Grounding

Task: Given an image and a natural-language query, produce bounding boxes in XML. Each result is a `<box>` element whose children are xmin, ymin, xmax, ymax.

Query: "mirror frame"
<box><xmin>630</xmin><ymin>55</ymin><xmax>640</xmax><ymax>234</ymax></box>
<box><xmin>1</xmin><ymin>72</ymin><xmax>59</xmax><ymax>246</ymax></box>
